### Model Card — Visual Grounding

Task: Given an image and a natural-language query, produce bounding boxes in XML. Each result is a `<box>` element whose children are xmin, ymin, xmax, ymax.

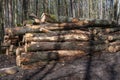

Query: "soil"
<box><xmin>0</xmin><ymin>51</ymin><xmax>120</xmax><ymax>80</ymax></box>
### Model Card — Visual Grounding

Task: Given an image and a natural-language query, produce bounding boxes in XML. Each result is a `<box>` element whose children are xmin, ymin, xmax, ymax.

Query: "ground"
<box><xmin>0</xmin><ymin>51</ymin><xmax>120</xmax><ymax>80</ymax></box>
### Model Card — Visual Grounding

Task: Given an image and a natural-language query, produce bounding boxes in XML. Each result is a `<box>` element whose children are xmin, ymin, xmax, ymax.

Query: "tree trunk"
<box><xmin>24</xmin><ymin>30</ymin><xmax>90</xmax><ymax>37</ymax></box>
<box><xmin>24</xmin><ymin>41</ymin><xmax>119</xmax><ymax>52</ymax></box>
<box><xmin>5</xmin><ymin>23</ymin><xmax>118</xmax><ymax>36</ymax></box>
<box><xmin>24</xmin><ymin>32</ymin><xmax>120</xmax><ymax>42</ymax></box>
<box><xmin>24</xmin><ymin>33</ymin><xmax>89</xmax><ymax>42</ymax></box>
<box><xmin>24</xmin><ymin>42</ymin><xmax>89</xmax><ymax>52</ymax></box>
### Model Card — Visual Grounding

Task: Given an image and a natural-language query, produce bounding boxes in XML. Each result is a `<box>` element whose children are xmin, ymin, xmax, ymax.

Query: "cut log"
<box><xmin>24</xmin><ymin>32</ymin><xmax>120</xmax><ymax>42</ymax></box>
<box><xmin>24</xmin><ymin>34</ymin><xmax>89</xmax><ymax>42</ymax></box>
<box><xmin>24</xmin><ymin>42</ymin><xmax>88</xmax><ymax>52</ymax></box>
<box><xmin>108</xmin><ymin>45</ymin><xmax>120</xmax><ymax>52</ymax></box>
<box><xmin>105</xmin><ymin>27</ymin><xmax>120</xmax><ymax>33</ymax></box>
<box><xmin>16</xmin><ymin>50</ymin><xmax>86</xmax><ymax>65</ymax></box>
<box><xmin>5</xmin><ymin>26</ymin><xmax>55</xmax><ymax>36</ymax></box>
<box><xmin>98</xmin><ymin>33</ymin><xmax>120</xmax><ymax>41</ymax></box>
<box><xmin>24</xmin><ymin>30</ymin><xmax>90</xmax><ymax>37</ymax></box>
<box><xmin>17</xmin><ymin>44</ymin><xmax>120</xmax><ymax>66</ymax></box>
<box><xmin>91</xmin><ymin>27</ymin><xmax>120</xmax><ymax>35</ymax></box>
<box><xmin>106</xmin><ymin>34</ymin><xmax>120</xmax><ymax>41</ymax></box>
<box><xmin>5</xmin><ymin>22</ymin><xmax>119</xmax><ymax>36</ymax></box>
<box><xmin>25</xmin><ymin>23</ymin><xmax>119</xmax><ymax>31</ymax></box>
<box><xmin>24</xmin><ymin>41</ymin><xmax>120</xmax><ymax>52</ymax></box>
<box><xmin>108</xmin><ymin>41</ymin><xmax>120</xmax><ymax>52</ymax></box>
<box><xmin>24</xmin><ymin>42</ymin><xmax>107</xmax><ymax>52</ymax></box>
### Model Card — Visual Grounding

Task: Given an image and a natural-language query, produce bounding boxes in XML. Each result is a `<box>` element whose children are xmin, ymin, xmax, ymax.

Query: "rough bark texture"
<box><xmin>24</xmin><ymin>34</ymin><xmax>89</xmax><ymax>42</ymax></box>
<box><xmin>24</xmin><ymin>41</ymin><xmax>120</xmax><ymax>52</ymax></box>
<box><xmin>24</xmin><ymin>30</ymin><xmax>90</xmax><ymax>37</ymax></box>
<box><xmin>5</xmin><ymin>22</ymin><xmax>119</xmax><ymax>36</ymax></box>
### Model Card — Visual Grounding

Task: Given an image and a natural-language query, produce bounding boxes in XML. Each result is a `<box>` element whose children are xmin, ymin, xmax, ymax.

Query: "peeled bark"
<box><xmin>5</xmin><ymin>27</ymin><xmax>41</xmax><ymax>36</ymax></box>
<box><xmin>24</xmin><ymin>30</ymin><xmax>90</xmax><ymax>37</ymax></box>
<box><xmin>24</xmin><ymin>34</ymin><xmax>89</xmax><ymax>42</ymax></box>
<box><xmin>24</xmin><ymin>32</ymin><xmax>120</xmax><ymax>42</ymax></box>
<box><xmin>5</xmin><ymin>26</ymin><xmax>53</xmax><ymax>36</ymax></box>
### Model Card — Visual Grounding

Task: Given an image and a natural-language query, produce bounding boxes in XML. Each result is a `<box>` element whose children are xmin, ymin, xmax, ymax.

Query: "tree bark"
<box><xmin>5</xmin><ymin>27</ymin><xmax>40</xmax><ymax>36</ymax></box>
<box><xmin>24</xmin><ymin>30</ymin><xmax>90</xmax><ymax>37</ymax></box>
<box><xmin>24</xmin><ymin>32</ymin><xmax>120</xmax><ymax>42</ymax></box>
<box><xmin>24</xmin><ymin>42</ymin><xmax>88</xmax><ymax>52</ymax></box>
<box><xmin>24</xmin><ymin>41</ymin><xmax>119</xmax><ymax>52</ymax></box>
<box><xmin>24</xmin><ymin>33</ymin><xmax>89</xmax><ymax>42</ymax></box>
<box><xmin>5</xmin><ymin>22</ymin><xmax>119</xmax><ymax>36</ymax></box>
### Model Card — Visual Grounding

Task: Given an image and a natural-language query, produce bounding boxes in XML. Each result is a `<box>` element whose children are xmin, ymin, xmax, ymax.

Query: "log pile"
<box><xmin>2</xmin><ymin>13</ymin><xmax>120</xmax><ymax>69</ymax></box>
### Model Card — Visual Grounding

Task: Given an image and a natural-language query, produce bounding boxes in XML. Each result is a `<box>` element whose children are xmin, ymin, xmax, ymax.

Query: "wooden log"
<box><xmin>24</xmin><ymin>42</ymin><xmax>87</xmax><ymax>52</ymax></box>
<box><xmin>24</xmin><ymin>33</ymin><xmax>89</xmax><ymax>42</ymax></box>
<box><xmin>108</xmin><ymin>41</ymin><xmax>120</xmax><ymax>52</ymax></box>
<box><xmin>16</xmin><ymin>50</ymin><xmax>86</xmax><ymax>65</ymax></box>
<box><xmin>25</xmin><ymin>23</ymin><xmax>119</xmax><ymax>32</ymax></box>
<box><xmin>24</xmin><ymin>42</ymin><xmax>106</xmax><ymax>52</ymax></box>
<box><xmin>5</xmin><ymin>21</ymin><xmax>119</xmax><ymax>36</ymax></box>
<box><xmin>5</xmin><ymin>27</ymin><xmax>39</xmax><ymax>36</ymax></box>
<box><xmin>6</xmin><ymin>23</ymin><xmax>89</xmax><ymax>35</ymax></box>
<box><xmin>106</xmin><ymin>34</ymin><xmax>120</xmax><ymax>41</ymax></box>
<box><xmin>5</xmin><ymin>26</ymin><xmax>56</xmax><ymax>36</ymax></box>
<box><xmin>97</xmin><ymin>33</ymin><xmax>120</xmax><ymax>42</ymax></box>
<box><xmin>91</xmin><ymin>27</ymin><xmax>120</xmax><ymax>35</ymax></box>
<box><xmin>27</xmin><ymin>20</ymin><xmax>119</xmax><ymax>28</ymax></box>
<box><xmin>24</xmin><ymin>32</ymin><xmax>120</xmax><ymax>42</ymax></box>
<box><xmin>17</xmin><ymin>43</ymin><xmax>120</xmax><ymax>66</ymax></box>
<box><xmin>24</xmin><ymin>30</ymin><xmax>90</xmax><ymax>37</ymax></box>
<box><xmin>24</xmin><ymin>41</ymin><xmax>120</xmax><ymax>52</ymax></box>
<box><xmin>105</xmin><ymin>27</ymin><xmax>120</xmax><ymax>33</ymax></box>
<box><xmin>108</xmin><ymin>45</ymin><xmax>120</xmax><ymax>52</ymax></box>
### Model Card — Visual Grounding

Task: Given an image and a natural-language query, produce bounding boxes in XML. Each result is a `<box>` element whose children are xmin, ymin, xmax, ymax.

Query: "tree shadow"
<box><xmin>84</xmin><ymin>25</ymin><xmax>120</xmax><ymax>80</ymax></box>
<box><xmin>84</xmin><ymin>27</ymin><xmax>95</xmax><ymax>80</ymax></box>
<box><xmin>22</xmin><ymin>60</ymin><xmax>57</xmax><ymax>80</ymax></box>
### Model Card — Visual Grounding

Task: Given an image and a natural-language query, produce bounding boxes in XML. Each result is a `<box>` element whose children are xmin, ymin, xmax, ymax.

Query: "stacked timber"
<box><xmin>3</xmin><ymin>16</ymin><xmax>120</xmax><ymax>69</ymax></box>
<box><xmin>17</xmin><ymin>22</ymin><xmax>120</xmax><ymax>68</ymax></box>
<box><xmin>1</xmin><ymin>35</ymin><xmax>19</xmax><ymax>55</ymax></box>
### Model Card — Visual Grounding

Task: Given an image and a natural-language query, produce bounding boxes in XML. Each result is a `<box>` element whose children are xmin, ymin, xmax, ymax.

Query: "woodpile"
<box><xmin>2</xmin><ymin>13</ymin><xmax>120</xmax><ymax>69</ymax></box>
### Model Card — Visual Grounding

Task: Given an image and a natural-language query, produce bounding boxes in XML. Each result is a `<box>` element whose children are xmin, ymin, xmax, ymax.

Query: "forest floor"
<box><xmin>0</xmin><ymin>51</ymin><xmax>120</xmax><ymax>80</ymax></box>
